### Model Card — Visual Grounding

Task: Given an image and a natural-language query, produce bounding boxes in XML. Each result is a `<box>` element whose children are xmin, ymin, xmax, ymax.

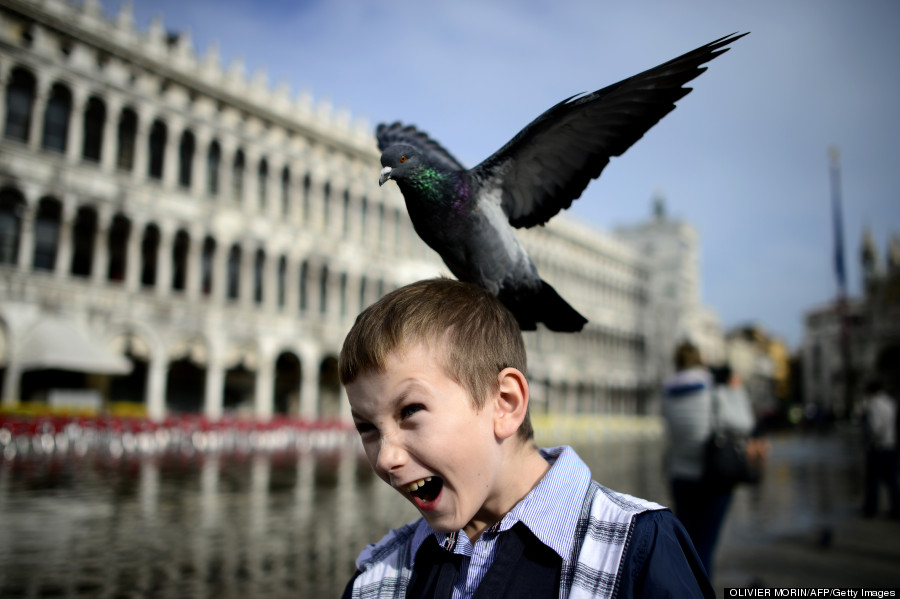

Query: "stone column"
<box><xmin>28</xmin><ymin>78</ymin><xmax>49</xmax><ymax>151</ymax></box>
<box><xmin>54</xmin><ymin>198</ymin><xmax>76</xmax><ymax>279</ymax></box>
<box><xmin>155</xmin><ymin>223</ymin><xmax>174</xmax><ymax>297</ymax></box>
<box><xmin>268</xmin><ymin>159</ymin><xmax>283</xmax><ymax>220</ymax></box>
<box><xmin>162</xmin><ymin>115</ymin><xmax>181</xmax><ymax>190</ymax></box>
<box><xmin>91</xmin><ymin>207</ymin><xmax>111</xmax><ymax>285</ymax></box>
<box><xmin>1</xmin><ymin>360</ymin><xmax>22</xmax><ymax>407</ymax></box>
<box><xmin>204</xmin><ymin>357</ymin><xmax>225</xmax><ymax>421</ymax></box>
<box><xmin>306</xmin><ymin>259</ymin><xmax>322</xmax><ymax>316</ymax></box>
<box><xmin>264</xmin><ymin>247</ymin><xmax>279</xmax><ymax>313</ymax></box>
<box><xmin>211</xmin><ymin>238</ymin><xmax>229</xmax><ymax>305</ymax></box>
<box><xmin>299</xmin><ymin>349</ymin><xmax>319</xmax><ymax>419</ymax></box>
<box><xmin>308</xmin><ymin>174</ymin><xmax>325</xmax><ymax>231</ymax></box>
<box><xmin>16</xmin><ymin>202</ymin><xmax>35</xmax><ymax>272</ymax></box>
<box><xmin>146</xmin><ymin>351</ymin><xmax>168</xmax><ymax>422</ymax></box>
<box><xmin>100</xmin><ymin>95</ymin><xmax>122</xmax><ymax>173</ymax></box>
<box><xmin>192</xmin><ymin>128</ymin><xmax>211</xmax><ymax>198</ymax></box>
<box><xmin>240</xmin><ymin>241</ymin><xmax>254</xmax><ymax>308</ymax></box>
<box><xmin>285</xmin><ymin>161</ymin><xmax>301</xmax><ymax>224</ymax></box>
<box><xmin>219</xmin><ymin>138</ymin><xmax>235</xmax><ymax>206</ymax></box>
<box><xmin>344</xmin><ymin>271</ymin><xmax>360</xmax><ymax>322</ymax></box>
<box><xmin>243</xmin><ymin>147</ymin><xmax>259</xmax><ymax>214</ymax></box>
<box><xmin>346</xmin><ymin>187</ymin><xmax>363</xmax><ymax>244</ymax></box>
<box><xmin>132</xmin><ymin>108</ymin><xmax>151</xmax><ymax>182</ymax></box>
<box><xmin>66</xmin><ymin>86</ymin><xmax>87</xmax><ymax>164</ymax></box>
<box><xmin>254</xmin><ymin>353</ymin><xmax>275</xmax><ymax>421</ymax></box>
<box><xmin>283</xmin><ymin>255</ymin><xmax>298</xmax><ymax>315</ymax></box>
<box><xmin>185</xmin><ymin>225</ymin><xmax>204</xmax><ymax>301</ymax></box>
<box><xmin>125</xmin><ymin>218</ymin><xmax>142</xmax><ymax>292</ymax></box>
<box><xmin>0</xmin><ymin>62</ymin><xmax>10</xmax><ymax>135</ymax></box>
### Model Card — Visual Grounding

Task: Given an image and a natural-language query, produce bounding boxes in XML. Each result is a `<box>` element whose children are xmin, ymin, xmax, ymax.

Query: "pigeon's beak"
<box><xmin>379</xmin><ymin>166</ymin><xmax>392</xmax><ymax>186</ymax></box>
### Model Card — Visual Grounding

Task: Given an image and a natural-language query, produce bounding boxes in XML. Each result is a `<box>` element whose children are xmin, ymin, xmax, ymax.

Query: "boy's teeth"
<box><xmin>404</xmin><ymin>477</ymin><xmax>432</xmax><ymax>492</ymax></box>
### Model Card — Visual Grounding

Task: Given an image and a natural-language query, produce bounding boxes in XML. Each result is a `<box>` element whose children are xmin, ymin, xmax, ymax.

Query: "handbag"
<box><xmin>703</xmin><ymin>389</ymin><xmax>761</xmax><ymax>488</ymax></box>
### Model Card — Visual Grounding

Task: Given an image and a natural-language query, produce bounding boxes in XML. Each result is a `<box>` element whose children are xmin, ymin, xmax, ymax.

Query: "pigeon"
<box><xmin>377</xmin><ymin>32</ymin><xmax>747</xmax><ymax>332</ymax></box>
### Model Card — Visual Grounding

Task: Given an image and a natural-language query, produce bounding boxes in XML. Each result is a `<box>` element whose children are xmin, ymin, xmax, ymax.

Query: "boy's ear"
<box><xmin>493</xmin><ymin>368</ymin><xmax>529</xmax><ymax>440</ymax></box>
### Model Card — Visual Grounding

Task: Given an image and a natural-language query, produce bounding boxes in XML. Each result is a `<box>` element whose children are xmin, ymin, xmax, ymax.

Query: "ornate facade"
<box><xmin>802</xmin><ymin>230</ymin><xmax>900</xmax><ymax>417</ymax></box>
<box><xmin>0</xmin><ymin>0</ymin><xmax>686</xmax><ymax>422</ymax></box>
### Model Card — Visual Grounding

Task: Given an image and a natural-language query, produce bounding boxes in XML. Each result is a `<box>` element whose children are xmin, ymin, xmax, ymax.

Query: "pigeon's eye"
<box><xmin>400</xmin><ymin>155</ymin><xmax>407</xmax><ymax>163</ymax></box>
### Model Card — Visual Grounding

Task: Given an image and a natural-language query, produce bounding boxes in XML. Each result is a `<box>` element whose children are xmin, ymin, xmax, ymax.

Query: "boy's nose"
<box><xmin>375</xmin><ymin>433</ymin><xmax>408</xmax><ymax>475</ymax></box>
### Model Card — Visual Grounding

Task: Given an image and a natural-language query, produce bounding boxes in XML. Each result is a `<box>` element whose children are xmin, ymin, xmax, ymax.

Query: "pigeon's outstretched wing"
<box><xmin>376</xmin><ymin>122</ymin><xmax>467</xmax><ymax>173</ymax></box>
<box><xmin>472</xmin><ymin>32</ymin><xmax>747</xmax><ymax>229</ymax></box>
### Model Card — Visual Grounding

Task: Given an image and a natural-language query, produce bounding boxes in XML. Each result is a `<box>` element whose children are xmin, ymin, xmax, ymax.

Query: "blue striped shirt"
<box><xmin>406</xmin><ymin>446</ymin><xmax>591</xmax><ymax>599</ymax></box>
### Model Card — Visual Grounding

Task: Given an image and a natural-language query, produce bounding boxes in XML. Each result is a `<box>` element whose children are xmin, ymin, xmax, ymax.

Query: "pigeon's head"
<box><xmin>378</xmin><ymin>144</ymin><xmax>423</xmax><ymax>186</ymax></box>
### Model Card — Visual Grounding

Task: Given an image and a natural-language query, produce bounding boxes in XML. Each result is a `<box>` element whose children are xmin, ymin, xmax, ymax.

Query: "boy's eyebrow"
<box><xmin>350</xmin><ymin>381</ymin><xmax>427</xmax><ymax>422</ymax></box>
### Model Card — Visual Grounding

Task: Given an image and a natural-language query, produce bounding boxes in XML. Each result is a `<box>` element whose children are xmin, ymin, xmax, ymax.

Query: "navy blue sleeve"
<box><xmin>341</xmin><ymin>571</ymin><xmax>359</xmax><ymax>599</ymax></box>
<box><xmin>615</xmin><ymin>510</ymin><xmax>715</xmax><ymax>599</ymax></box>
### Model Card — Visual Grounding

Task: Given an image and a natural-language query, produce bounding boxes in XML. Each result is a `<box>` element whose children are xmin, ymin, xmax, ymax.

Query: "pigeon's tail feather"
<box><xmin>505</xmin><ymin>280</ymin><xmax>588</xmax><ymax>333</ymax></box>
<box><xmin>536</xmin><ymin>280</ymin><xmax>588</xmax><ymax>332</ymax></box>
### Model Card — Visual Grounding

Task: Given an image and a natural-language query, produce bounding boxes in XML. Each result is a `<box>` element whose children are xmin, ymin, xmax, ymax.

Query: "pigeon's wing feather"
<box><xmin>376</xmin><ymin>121</ymin><xmax>467</xmax><ymax>172</ymax></box>
<box><xmin>471</xmin><ymin>33</ymin><xmax>747</xmax><ymax>228</ymax></box>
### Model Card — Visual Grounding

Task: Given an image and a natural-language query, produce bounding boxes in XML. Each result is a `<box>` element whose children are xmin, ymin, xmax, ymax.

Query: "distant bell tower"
<box><xmin>652</xmin><ymin>192</ymin><xmax>667</xmax><ymax>221</ymax></box>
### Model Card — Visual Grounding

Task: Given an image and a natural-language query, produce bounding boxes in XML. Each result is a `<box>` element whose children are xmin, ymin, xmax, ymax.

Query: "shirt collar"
<box><xmin>410</xmin><ymin>445</ymin><xmax>592</xmax><ymax>561</ymax></box>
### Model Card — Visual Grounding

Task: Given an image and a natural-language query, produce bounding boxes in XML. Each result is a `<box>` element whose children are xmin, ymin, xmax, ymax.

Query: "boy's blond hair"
<box><xmin>339</xmin><ymin>278</ymin><xmax>533</xmax><ymax>440</ymax></box>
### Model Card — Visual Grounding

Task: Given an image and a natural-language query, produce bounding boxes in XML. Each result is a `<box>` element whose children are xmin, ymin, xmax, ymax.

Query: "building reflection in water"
<box><xmin>0</xmin><ymin>444</ymin><xmax>427</xmax><ymax>598</ymax></box>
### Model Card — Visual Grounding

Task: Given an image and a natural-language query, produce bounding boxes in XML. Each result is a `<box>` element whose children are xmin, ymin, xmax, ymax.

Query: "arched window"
<box><xmin>277</xmin><ymin>255</ymin><xmax>287</xmax><ymax>308</ymax></box>
<box><xmin>226</xmin><ymin>243</ymin><xmax>241</xmax><ymax>300</ymax></box>
<box><xmin>70</xmin><ymin>206</ymin><xmax>97</xmax><ymax>277</ymax></box>
<box><xmin>342</xmin><ymin>189</ymin><xmax>351</xmax><ymax>237</ymax></box>
<box><xmin>206</xmin><ymin>140</ymin><xmax>221</xmax><ymax>196</ymax></box>
<box><xmin>280</xmin><ymin>166</ymin><xmax>291</xmax><ymax>217</ymax></box>
<box><xmin>107</xmin><ymin>214</ymin><xmax>130</xmax><ymax>282</ymax></box>
<box><xmin>116</xmin><ymin>107</ymin><xmax>138</xmax><ymax>171</ymax></box>
<box><xmin>147</xmin><ymin>120</ymin><xmax>166</xmax><ymax>180</ymax></box>
<box><xmin>322</xmin><ymin>181</ymin><xmax>331</xmax><ymax>228</ymax></box>
<box><xmin>360</xmin><ymin>196</ymin><xmax>368</xmax><ymax>237</ymax></box>
<box><xmin>5</xmin><ymin>67</ymin><xmax>36</xmax><ymax>142</ymax></box>
<box><xmin>319</xmin><ymin>264</ymin><xmax>329</xmax><ymax>314</ymax></box>
<box><xmin>172</xmin><ymin>229</ymin><xmax>190</xmax><ymax>291</ymax></box>
<box><xmin>232</xmin><ymin>150</ymin><xmax>245</xmax><ymax>202</ymax></box>
<box><xmin>140</xmin><ymin>224</ymin><xmax>160</xmax><ymax>287</ymax></box>
<box><xmin>302</xmin><ymin>174</ymin><xmax>311</xmax><ymax>222</ymax></box>
<box><xmin>201</xmin><ymin>236</ymin><xmax>215</xmax><ymax>296</ymax></box>
<box><xmin>257</xmin><ymin>159</ymin><xmax>268</xmax><ymax>210</ymax></box>
<box><xmin>32</xmin><ymin>197</ymin><xmax>62</xmax><ymax>271</ymax></box>
<box><xmin>178</xmin><ymin>130</ymin><xmax>195</xmax><ymax>188</ymax></box>
<box><xmin>299</xmin><ymin>260</ymin><xmax>308</xmax><ymax>312</ymax></box>
<box><xmin>339</xmin><ymin>272</ymin><xmax>348</xmax><ymax>317</ymax></box>
<box><xmin>358</xmin><ymin>275</ymin><xmax>367</xmax><ymax>313</ymax></box>
<box><xmin>0</xmin><ymin>187</ymin><xmax>26</xmax><ymax>264</ymax></box>
<box><xmin>42</xmin><ymin>83</ymin><xmax>72</xmax><ymax>153</ymax></box>
<box><xmin>253</xmin><ymin>248</ymin><xmax>265</xmax><ymax>304</ymax></box>
<box><xmin>81</xmin><ymin>96</ymin><xmax>105</xmax><ymax>162</ymax></box>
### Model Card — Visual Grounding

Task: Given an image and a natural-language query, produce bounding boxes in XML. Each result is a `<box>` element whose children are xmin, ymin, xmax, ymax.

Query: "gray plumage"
<box><xmin>377</xmin><ymin>33</ymin><xmax>747</xmax><ymax>332</ymax></box>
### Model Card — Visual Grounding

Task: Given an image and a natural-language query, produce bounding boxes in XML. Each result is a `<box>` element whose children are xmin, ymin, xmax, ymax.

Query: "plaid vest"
<box><xmin>349</xmin><ymin>482</ymin><xmax>664</xmax><ymax>599</ymax></box>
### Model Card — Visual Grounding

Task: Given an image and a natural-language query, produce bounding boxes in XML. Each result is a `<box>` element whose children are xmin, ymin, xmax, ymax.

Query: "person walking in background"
<box><xmin>661</xmin><ymin>342</ymin><xmax>759</xmax><ymax>578</ymax></box>
<box><xmin>859</xmin><ymin>380</ymin><xmax>900</xmax><ymax>519</ymax></box>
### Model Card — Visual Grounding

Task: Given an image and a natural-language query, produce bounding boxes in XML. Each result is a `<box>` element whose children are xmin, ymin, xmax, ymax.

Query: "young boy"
<box><xmin>339</xmin><ymin>278</ymin><xmax>713</xmax><ymax>599</ymax></box>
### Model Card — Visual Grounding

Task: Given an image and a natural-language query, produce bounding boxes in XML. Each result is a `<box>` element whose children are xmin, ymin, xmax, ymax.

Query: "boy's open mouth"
<box><xmin>404</xmin><ymin>476</ymin><xmax>443</xmax><ymax>505</ymax></box>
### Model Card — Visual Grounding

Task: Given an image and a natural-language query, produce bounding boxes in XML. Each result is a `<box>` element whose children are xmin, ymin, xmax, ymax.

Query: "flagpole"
<box><xmin>828</xmin><ymin>146</ymin><xmax>853</xmax><ymax>418</ymax></box>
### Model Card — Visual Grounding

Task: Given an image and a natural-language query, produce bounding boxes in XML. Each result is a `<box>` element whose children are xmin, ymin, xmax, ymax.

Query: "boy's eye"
<box><xmin>354</xmin><ymin>421</ymin><xmax>376</xmax><ymax>435</ymax></box>
<box><xmin>400</xmin><ymin>404</ymin><xmax>423</xmax><ymax>419</ymax></box>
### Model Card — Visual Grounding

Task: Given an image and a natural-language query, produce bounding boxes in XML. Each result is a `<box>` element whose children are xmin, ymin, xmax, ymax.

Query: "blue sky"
<box><xmin>106</xmin><ymin>0</ymin><xmax>899</xmax><ymax>350</ymax></box>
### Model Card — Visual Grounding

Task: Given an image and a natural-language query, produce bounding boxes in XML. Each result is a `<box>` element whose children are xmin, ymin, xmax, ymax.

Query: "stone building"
<box><xmin>0</xmin><ymin>0</ymin><xmax>706</xmax><ymax>422</ymax></box>
<box><xmin>802</xmin><ymin>230</ymin><xmax>900</xmax><ymax>417</ymax></box>
<box><xmin>614</xmin><ymin>196</ymin><xmax>725</xmax><ymax>381</ymax></box>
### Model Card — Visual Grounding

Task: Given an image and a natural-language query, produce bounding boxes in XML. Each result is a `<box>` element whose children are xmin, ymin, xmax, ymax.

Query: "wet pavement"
<box><xmin>712</xmin><ymin>425</ymin><xmax>900</xmax><ymax>593</ymax></box>
<box><xmin>1</xmin><ymin>419</ymin><xmax>898</xmax><ymax>597</ymax></box>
